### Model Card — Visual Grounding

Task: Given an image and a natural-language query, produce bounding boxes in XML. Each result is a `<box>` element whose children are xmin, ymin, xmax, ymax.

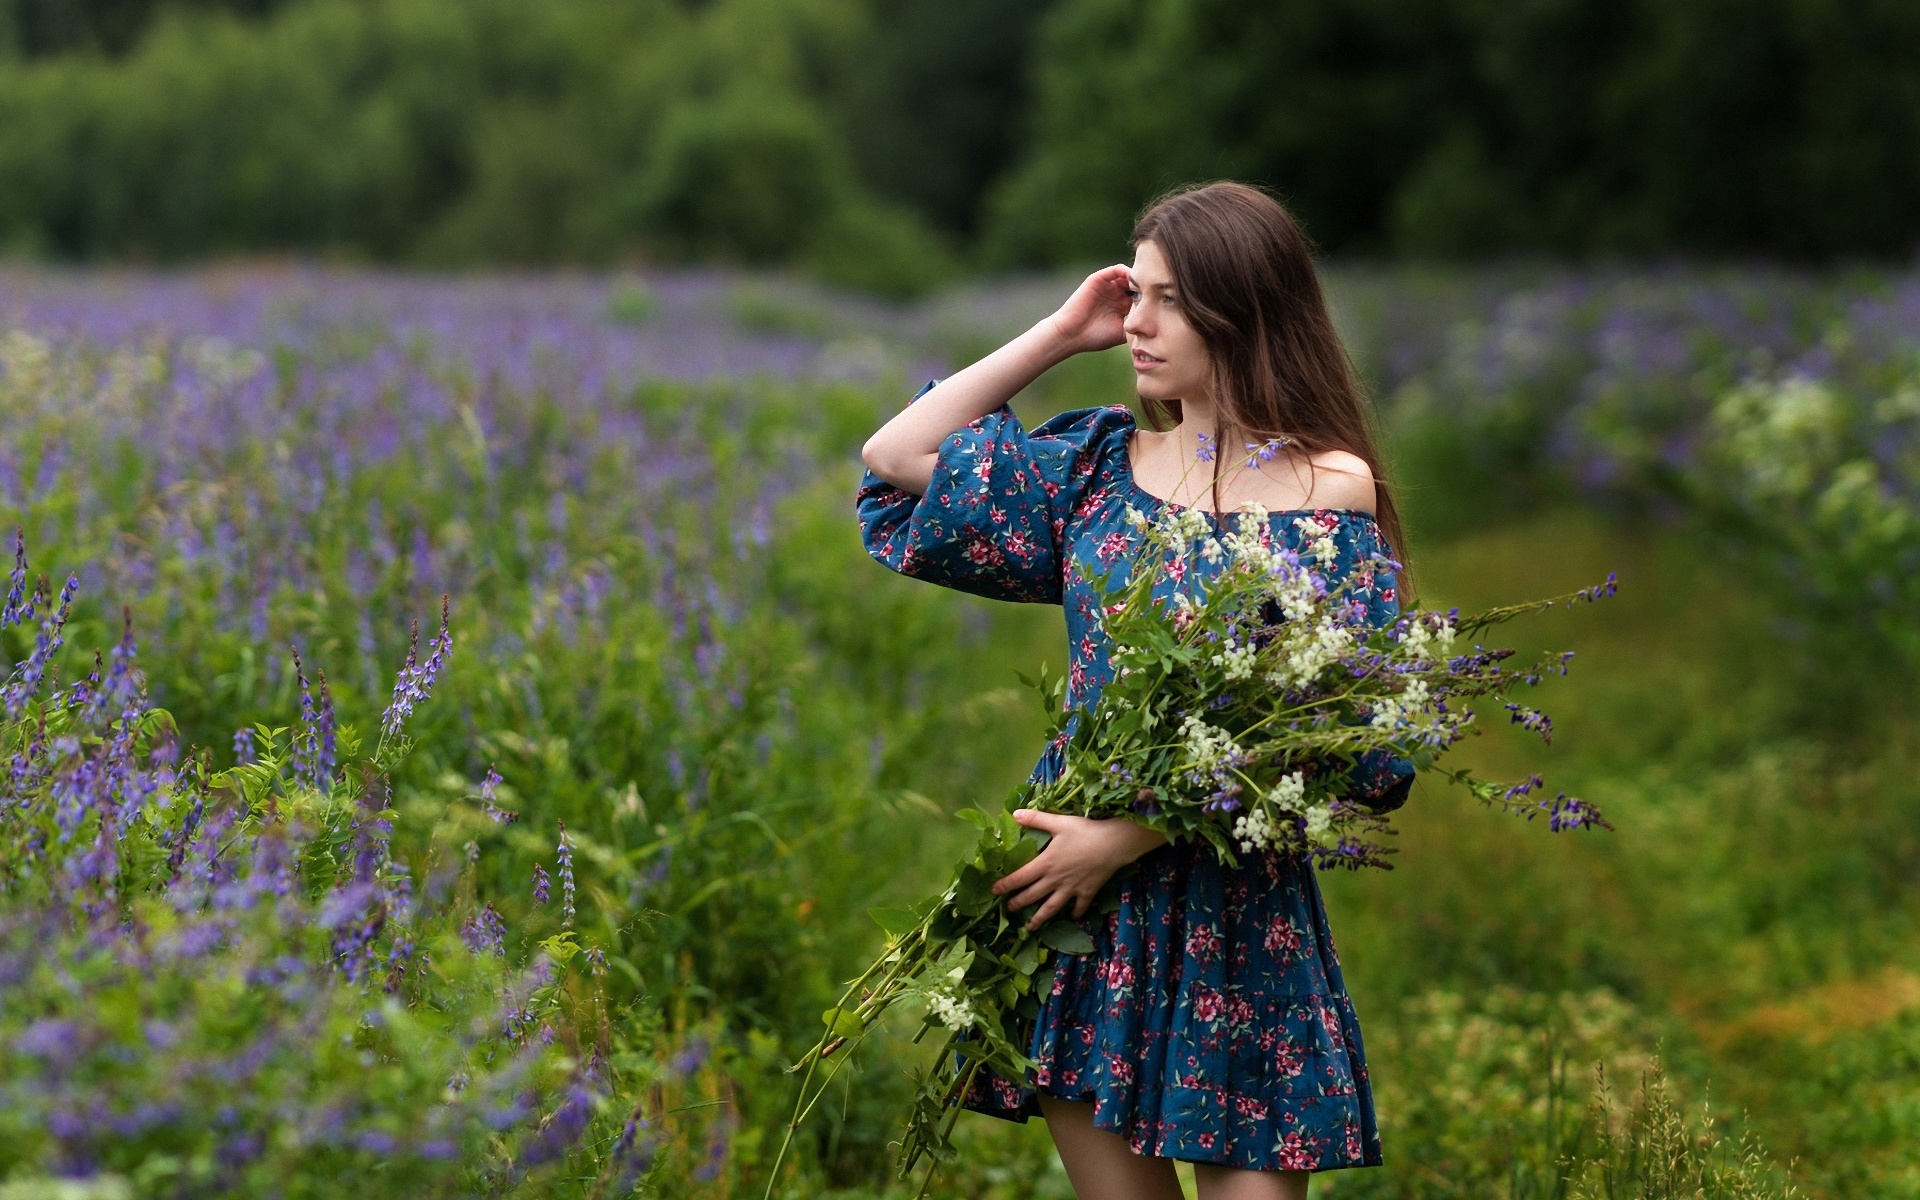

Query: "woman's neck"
<box><xmin>1168</xmin><ymin>395</ymin><xmax>1225</xmax><ymax>470</ymax></box>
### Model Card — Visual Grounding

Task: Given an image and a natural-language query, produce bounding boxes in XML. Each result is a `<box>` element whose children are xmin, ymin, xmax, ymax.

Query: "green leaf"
<box><xmin>869</xmin><ymin>906</ymin><xmax>921</xmax><ymax>938</ymax></box>
<box><xmin>1011</xmin><ymin>938</ymin><xmax>1042</xmax><ymax>975</ymax></box>
<box><xmin>822</xmin><ymin>1006</ymin><xmax>864</xmax><ymax>1037</ymax></box>
<box><xmin>1037</xmin><ymin>920</ymin><xmax>1095</xmax><ymax>955</ymax></box>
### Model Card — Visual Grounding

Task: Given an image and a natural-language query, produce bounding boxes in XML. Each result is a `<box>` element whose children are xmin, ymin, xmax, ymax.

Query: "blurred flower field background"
<box><xmin>0</xmin><ymin>260</ymin><xmax>1915</xmax><ymax>1198</ymax></box>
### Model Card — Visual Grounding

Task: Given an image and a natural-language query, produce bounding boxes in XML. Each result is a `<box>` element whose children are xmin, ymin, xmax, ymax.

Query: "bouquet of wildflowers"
<box><xmin>770</xmin><ymin>503</ymin><xmax>1614</xmax><ymax>1195</ymax></box>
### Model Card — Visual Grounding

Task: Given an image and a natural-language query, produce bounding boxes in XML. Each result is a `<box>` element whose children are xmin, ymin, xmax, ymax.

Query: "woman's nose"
<box><xmin>1123</xmin><ymin>300</ymin><xmax>1147</xmax><ymax>336</ymax></box>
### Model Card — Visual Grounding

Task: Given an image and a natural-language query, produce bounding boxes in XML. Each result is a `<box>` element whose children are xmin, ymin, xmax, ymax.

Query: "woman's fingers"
<box><xmin>1010</xmin><ymin>808</ymin><xmax>1069</xmax><ymax>833</ymax></box>
<box><xmin>1007</xmin><ymin>881</ymin><xmax>1053</xmax><ymax>912</ymax></box>
<box><xmin>992</xmin><ymin>844</ymin><xmax>1051</xmax><ymax>895</ymax></box>
<box><xmin>1025</xmin><ymin>889</ymin><xmax>1070</xmax><ymax>932</ymax></box>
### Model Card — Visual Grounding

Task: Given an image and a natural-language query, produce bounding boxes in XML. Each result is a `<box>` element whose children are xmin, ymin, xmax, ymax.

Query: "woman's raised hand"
<box><xmin>1047</xmin><ymin>265</ymin><xmax>1134</xmax><ymax>356</ymax></box>
<box><xmin>860</xmin><ymin>266</ymin><xmax>1132</xmax><ymax>496</ymax></box>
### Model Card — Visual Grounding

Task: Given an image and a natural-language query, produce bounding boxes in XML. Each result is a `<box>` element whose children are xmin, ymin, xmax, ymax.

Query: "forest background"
<box><xmin>0</xmin><ymin>1</ymin><xmax>1918</xmax><ymax>1198</ymax></box>
<box><xmin>6</xmin><ymin>0</ymin><xmax>1920</xmax><ymax>283</ymax></box>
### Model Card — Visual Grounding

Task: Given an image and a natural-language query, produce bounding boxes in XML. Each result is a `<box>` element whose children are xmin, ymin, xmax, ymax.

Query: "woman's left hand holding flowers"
<box><xmin>991</xmin><ymin>810</ymin><xmax>1168</xmax><ymax>931</ymax></box>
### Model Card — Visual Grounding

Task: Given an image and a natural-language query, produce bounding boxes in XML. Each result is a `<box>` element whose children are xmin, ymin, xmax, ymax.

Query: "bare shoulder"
<box><xmin>1304</xmin><ymin>449</ymin><xmax>1377</xmax><ymax>514</ymax></box>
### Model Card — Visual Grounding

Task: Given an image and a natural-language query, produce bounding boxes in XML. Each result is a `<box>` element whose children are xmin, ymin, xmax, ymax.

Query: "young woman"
<box><xmin>856</xmin><ymin>182</ymin><xmax>1412</xmax><ymax>1200</ymax></box>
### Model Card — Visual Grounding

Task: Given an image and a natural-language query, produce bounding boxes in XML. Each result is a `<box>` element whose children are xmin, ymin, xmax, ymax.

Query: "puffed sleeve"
<box><xmin>1339</xmin><ymin>517</ymin><xmax>1416</xmax><ymax>813</ymax></box>
<box><xmin>856</xmin><ymin>384</ymin><xmax>1133</xmax><ymax>605</ymax></box>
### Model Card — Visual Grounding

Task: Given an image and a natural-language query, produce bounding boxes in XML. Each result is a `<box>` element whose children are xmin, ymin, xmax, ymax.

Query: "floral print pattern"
<box><xmin>857</xmin><ymin>393</ymin><xmax>1408</xmax><ymax>1173</ymax></box>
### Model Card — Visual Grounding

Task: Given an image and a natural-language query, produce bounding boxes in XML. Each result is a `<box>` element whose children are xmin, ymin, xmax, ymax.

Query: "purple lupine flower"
<box><xmin>379</xmin><ymin>597</ymin><xmax>454</xmax><ymax>739</ymax></box>
<box><xmin>2</xmin><ymin>529</ymin><xmax>30</xmax><ymax>627</ymax></box>
<box><xmin>290</xmin><ymin>646</ymin><xmax>317</xmax><ymax>786</ymax></box>
<box><xmin>1244</xmin><ymin>437</ymin><xmax>1287</xmax><ymax>468</ymax></box>
<box><xmin>462</xmin><ymin>904</ymin><xmax>508</xmax><ymax>957</ymax></box>
<box><xmin>609</xmin><ymin>1114</ymin><xmax>657</xmax><ymax>1191</ymax></box>
<box><xmin>555</xmin><ymin>823</ymin><xmax>575</xmax><ymax>928</ymax></box>
<box><xmin>5</xmin><ymin>574</ymin><xmax>78</xmax><ymax>715</ymax></box>
<box><xmin>670</xmin><ymin>1037</ymin><xmax>709</xmax><ymax>1077</ymax></box>
<box><xmin>693</xmin><ymin>1110</ymin><xmax>734</xmax><ymax>1182</ymax></box>
<box><xmin>1503</xmin><ymin>774</ymin><xmax>1546</xmax><ymax>802</ymax></box>
<box><xmin>532</xmin><ymin>864</ymin><xmax>550</xmax><ymax>905</ymax></box>
<box><xmin>379</xmin><ymin>619</ymin><xmax>421</xmax><ymax>739</ymax></box>
<box><xmin>232</xmin><ymin>727</ymin><xmax>256</xmax><ymax>765</ymax></box>
<box><xmin>583</xmin><ymin>946</ymin><xmax>607</xmax><ymax>976</ymax></box>
<box><xmin>480</xmin><ymin>766</ymin><xmax>515</xmax><ymax>823</ymax></box>
<box><xmin>517</xmin><ymin>1080</ymin><xmax>597</xmax><ymax>1167</ymax></box>
<box><xmin>1543</xmin><ymin>792</ymin><xmax>1611</xmax><ymax>832</ymax></box>
<box><xmin>1506</xmin><ymin>704</ymin><xmax>1554</xmax><ymax>744</ymax></box>
<box><xmin>84</xmin><ymin>607</ymin><xmax>140</xmax><ymax>723</ymax></box>
<box><xmin>1194</xmin><ymin>431</ymin><xmax>1216</xmax><ymax>463</ymax></box>
<box><xmin>314</xmin><ymin>669</ymin><xmax>336</xmax><ymax>786</ymax></box>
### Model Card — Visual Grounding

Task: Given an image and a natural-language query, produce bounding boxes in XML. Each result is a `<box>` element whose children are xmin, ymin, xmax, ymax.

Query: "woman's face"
<box><xmin>1124</xmin><ymin>239</ymin><xmax>1211</xmax><ymax>404</ymax></box>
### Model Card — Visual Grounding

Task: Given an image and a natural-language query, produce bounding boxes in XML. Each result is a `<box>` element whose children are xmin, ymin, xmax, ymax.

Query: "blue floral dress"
<box><xmin>857</xmin><ymin>394</ymin><xmax>1410</xmax><ymax>1174</ymax></box>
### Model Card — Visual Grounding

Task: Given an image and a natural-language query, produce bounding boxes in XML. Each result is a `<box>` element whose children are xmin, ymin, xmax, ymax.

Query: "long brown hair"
<box><xmin>1132</xmin><ymin>182</ymin><xmax>1410</xmax><ymax>575</ymax></box>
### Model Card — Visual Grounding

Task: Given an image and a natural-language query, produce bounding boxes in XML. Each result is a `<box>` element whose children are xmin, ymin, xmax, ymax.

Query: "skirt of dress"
<box><xmin>963</xmin><ymin>836</ymin><xmax>1382</xmax><ymax>1173</ymax></box>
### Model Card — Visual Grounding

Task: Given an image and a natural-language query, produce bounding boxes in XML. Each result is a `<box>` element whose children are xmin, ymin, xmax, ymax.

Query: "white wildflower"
<box><xmin>1181</xmin><ymin>715</ymin><xmax>1241</xmax><ymax>773</ymax></box>
<box><xmin>1294</xmin><ymin>515</ymin><xmax>1339</xmax><ymax>566</ymax></box>
<box><xmin>1211</xmin><ymin>637</ymin><xmax>1256</xmax><ymax>681</ymax></box>
<box><xmin>1267</xmin><ymin>771</ymin><xmax>1307</xmax><ymax>812</ymax></box>
<box><xmin>1233</xmin><ymin>805</ymin><xmax>1279</xmax><ymax>853</ymax></box>
<box><xmin>1398</xmin><ymin>617</ymin><xmax>1456</xmax><ymax>664</ymax></box>
<box><xmin>927</xmin><ymin>989</ymin><xmax>976</xmax><ymax>1032</ymax></box>
<box><xmin>1369</xmin><ymin>677</ymin><xmax>1432</xmax><ymax>729</ymax></box>
<box><xmin>1200</xmin><ymin>538</ymin><xmax>1224</xmax><ymax>563</ymax></box>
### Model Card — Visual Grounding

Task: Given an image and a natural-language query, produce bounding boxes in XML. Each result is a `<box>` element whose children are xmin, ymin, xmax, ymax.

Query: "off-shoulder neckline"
<box><xmin>1102</xmin><ymin>408</ymin><xmax>1383</xmax><ymax>529</ymax></box>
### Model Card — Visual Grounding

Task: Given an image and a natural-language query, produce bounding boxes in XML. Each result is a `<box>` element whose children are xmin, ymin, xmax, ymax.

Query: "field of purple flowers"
<box><xmin>0</xmin><ymin>263</ymin><xmax>1915</xmax><ymax>1198</ymax></box>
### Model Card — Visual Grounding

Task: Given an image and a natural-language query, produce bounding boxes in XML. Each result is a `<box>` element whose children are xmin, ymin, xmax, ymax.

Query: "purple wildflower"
<box><xmin>1243</xmin><ymin>437</ymin><xmax>1288</xmax><ymax>468</ymax></box>
<box><xmin>1543</xmin><ymin>792</ymin><xmax>1611</xmax><ymax>832</ymax></box>
<box><xmin>1</xmin><ymin>529</ymin><xmax>30</xmax><ymax>626</ymax></box>
<box><xmin>462</xmin><ymin>904</ymin><xmax>508</xmax><ymax>957</ymax></box>
<box><xmin>290</xmin><ymin>646</ymin><xmax>317</xmax><ymax>785</ymax></box>
<box><xmin>1194</xmin><ymin>431</ymin><xmax>1216</xmax><ymax>463</ymax></box>
<box><xmin>380</xmin><ymin>619</ymin><xmax>421</xmax><ymax>738</ymax></box>
<box><xmin>556</xmin><ymin>823</ymin><xmax>575</xmax><ymax>928</ymax></box>
<box><xmin>481</xmin><ymin>766</ymin><xmax>515</xmax><ymax>823</ymax></box>
<box><xmin>532</xmin><ymin>864</ymin><xmax>550</xmax><ymax>905</ymax></box>
<box><xmin>609</xmin><ymin>1114</ymin><xmax>657</xmax><ymax>1190</ymax></box>
<box><xmin>315</xmin><ymin>669</ymin><xmax>336</xmax><ymax>785</ymax></box>
<box><xmin>381</xmin><ymin>597</ymin><xmax>454</xmax><ymax>739</ymax></box>
<box><xmin>518</xmin><ymin>1081</ymin><xmax>597</xmax><ymax>1168</ymax></box>
<box><xmin>5</xmin><ymin>574</ymin><xmax>78</xmax><ymax>715</ymax></box>
<box><xmin>1506</xmin><ymin>704</ymin><xmax>1554</xmax><ymax>743</ymax></box>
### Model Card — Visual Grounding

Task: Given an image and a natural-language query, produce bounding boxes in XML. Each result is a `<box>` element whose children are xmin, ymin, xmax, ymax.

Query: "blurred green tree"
<box><xmin>985</xmin><ymin>0</ymin><xmax>1920</xmax><ymax>263</ymax></box>
<box><xmin>0</xmin><ymin>0</ymin><xmax>955</xmax><ymax>293</ymax></box>
<box><xmin>840</xmin><ymin>0</ymin><xmax>1055</xmax><ymax>237</ymax></box>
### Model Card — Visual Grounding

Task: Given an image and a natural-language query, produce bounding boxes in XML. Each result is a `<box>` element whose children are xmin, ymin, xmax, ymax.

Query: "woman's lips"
<box><xmin>1132</xmin><ymin>350</ymin><xmax>1164</xmax><ymax>372</ymax></box>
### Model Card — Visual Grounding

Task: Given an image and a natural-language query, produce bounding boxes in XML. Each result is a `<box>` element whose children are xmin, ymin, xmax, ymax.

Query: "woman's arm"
<box><xmin>860</xmin><ymin>265</ymin><xmax>1134</xmax><ymax>495</ymax></box>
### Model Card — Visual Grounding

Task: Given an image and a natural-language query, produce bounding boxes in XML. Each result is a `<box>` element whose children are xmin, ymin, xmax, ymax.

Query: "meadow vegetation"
<box><xmin>0</xmin><ymin>264</ymin><xmax>1914</xmax><ymax>1196</ymax></box>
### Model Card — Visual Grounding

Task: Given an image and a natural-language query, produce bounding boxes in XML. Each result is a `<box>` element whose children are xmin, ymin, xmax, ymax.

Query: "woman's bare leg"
<box><xmin>1192</xmin><ymin>1162</ymin><xmax>1309</xmax><ymax>1200</ymax></box>
<box><xmin>1038</xmin><ymin>1096</ymin><xmax>1186</xmax><ymax>1200</ymax></box>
